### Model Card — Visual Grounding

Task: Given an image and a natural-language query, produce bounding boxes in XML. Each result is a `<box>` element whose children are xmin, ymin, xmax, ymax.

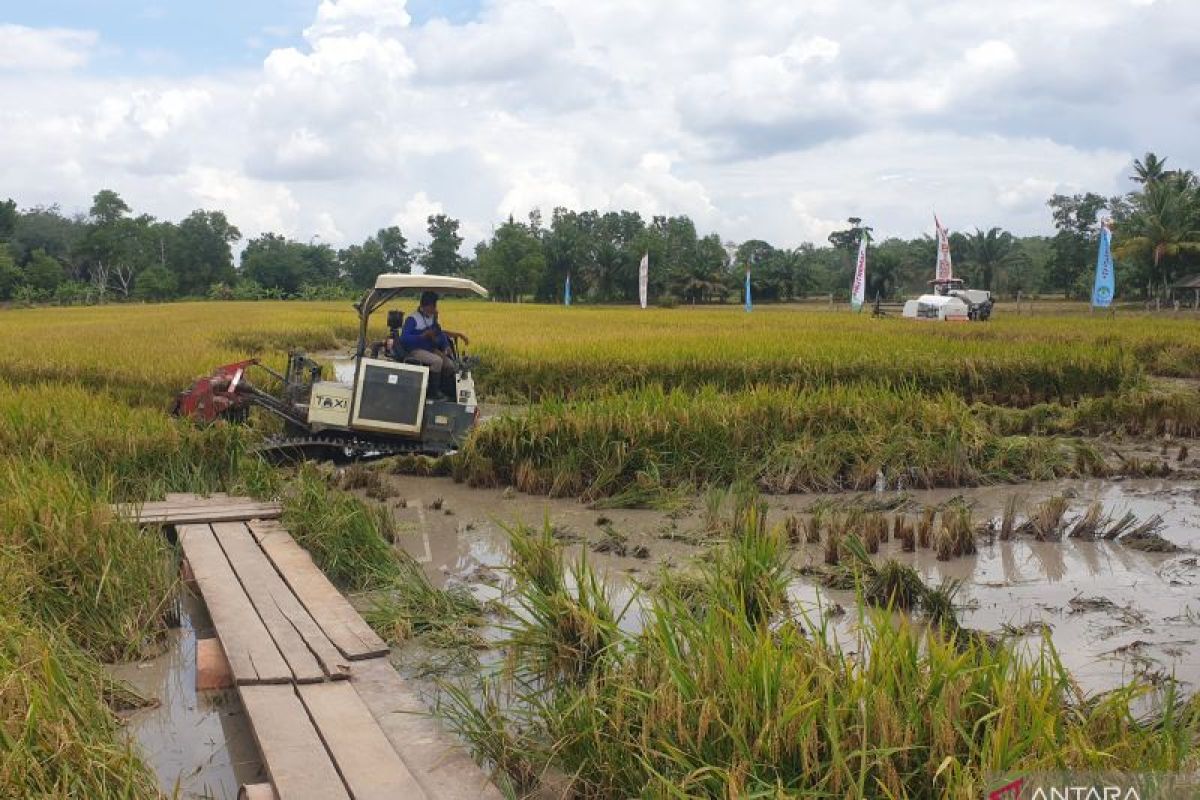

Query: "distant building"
<box><xmin>1170</xmin><ymin>274</ymin><xmax>1200</xmax><ymax>307</ymax></box>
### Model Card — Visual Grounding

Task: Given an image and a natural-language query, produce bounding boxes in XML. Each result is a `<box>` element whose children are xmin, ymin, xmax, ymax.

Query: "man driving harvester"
<box><xmin>399</xmin><ymin>290</ymin><xmax>470</xmax><ymax>399</ymax></box>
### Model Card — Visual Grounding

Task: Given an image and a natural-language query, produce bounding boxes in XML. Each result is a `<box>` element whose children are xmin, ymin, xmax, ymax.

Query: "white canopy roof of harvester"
<box><xmin>372</xmin><ymin>274</ymin><xmax>489</xmax><ymax>298</ymax></box>
<box><xmin>913</xmin><ymin>294</ymin><xmax>961</xmax><ymax>308</ymax></box>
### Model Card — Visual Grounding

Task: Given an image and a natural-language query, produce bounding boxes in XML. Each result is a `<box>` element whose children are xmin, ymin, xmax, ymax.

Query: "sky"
<box><xmin>2</xmin><ymin>0</ymin><xmax>1198</xmax><ymax>250</ymax></box>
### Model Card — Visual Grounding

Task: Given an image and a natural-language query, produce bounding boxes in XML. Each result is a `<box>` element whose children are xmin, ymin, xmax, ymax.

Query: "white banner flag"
<box><xmin>851</xmin><ymin>235</ymin><xmax>867</xmax><ymax>310</ymax></box>
<box><xmin>934</xmin><ymin>214</ymin><xmax>953</xmax><ymax>282</ymax></box>
<box><xmin>638</xmin><ymin>252</ymin><xmax>648</xmax><ymax>309</ymax></box>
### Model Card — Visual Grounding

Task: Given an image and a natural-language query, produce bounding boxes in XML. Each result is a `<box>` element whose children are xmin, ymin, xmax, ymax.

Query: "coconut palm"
<box><xmin>1131</xmin><ymin>152</ymin><xmax>1169</xmax><ymax>185</ymax></box>
<box><xmin>962</xmin><ymin>227</ymin><xmax>1017</xmax><ymax>291</ymax></box>
<box><xmin>1114</xmin><ymin>178</ymin><xmax>1200</xmax><ymax>284</ymax></box>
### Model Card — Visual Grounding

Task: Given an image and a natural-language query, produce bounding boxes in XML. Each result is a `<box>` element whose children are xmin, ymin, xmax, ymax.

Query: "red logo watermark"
<box><xmin>989</xmin><ymin>777</ymin><xmax>1025</xmax><ymax>800</ymax></box>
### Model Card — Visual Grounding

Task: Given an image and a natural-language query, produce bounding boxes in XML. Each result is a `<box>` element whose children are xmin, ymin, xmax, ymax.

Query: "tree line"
<box><xmin>2</xmin><ymin>152</ymin><xmax>1194</xmax><ymax>306</ymax></box>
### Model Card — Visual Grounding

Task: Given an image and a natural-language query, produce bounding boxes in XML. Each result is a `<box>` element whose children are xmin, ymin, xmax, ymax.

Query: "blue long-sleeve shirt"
<box><xmin>400</xmin><ymin>313</ymin><xmax>447</xmax><ymax>352</ymax></box>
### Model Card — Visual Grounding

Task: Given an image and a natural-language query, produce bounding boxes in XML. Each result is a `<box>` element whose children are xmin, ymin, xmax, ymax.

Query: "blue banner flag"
<box><xmin>1092</xmin><ymin>224</ymin><xmax>1114</xmax><ymax>308</ymax></box>
<box><xmin>564</xmin><ymin>274</ymin><xmax>571</xmax><ymax>306</ymax></box>
<box><xmin>744</xmin><ymin>269</ymin><xmax>752</xmax><ymax>312</ymax></box>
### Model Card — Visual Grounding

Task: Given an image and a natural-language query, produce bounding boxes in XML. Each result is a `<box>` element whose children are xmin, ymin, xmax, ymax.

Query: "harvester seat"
<box><xmin>383</xmin><ymin>310</ymin><xmax>406</xmax><ymax>361</ymax></box>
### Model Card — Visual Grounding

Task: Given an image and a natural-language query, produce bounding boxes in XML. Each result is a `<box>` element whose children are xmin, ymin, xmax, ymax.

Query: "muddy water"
<box><xmin>106</xmin><ymin>591</ymin><xmax>264</xmax><ymax>799</ymax></box>
<box><xmin>371</xmin><ymin>474</ymin><xmax>1200</xmax><ymax>695</ymax></box>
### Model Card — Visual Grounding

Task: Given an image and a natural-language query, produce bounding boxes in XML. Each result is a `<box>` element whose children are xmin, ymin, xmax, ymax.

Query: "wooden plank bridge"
<box><xmin>120</xmin><ymin>493</ymin><xmax>500</xmax><ymax>800</ymax></box>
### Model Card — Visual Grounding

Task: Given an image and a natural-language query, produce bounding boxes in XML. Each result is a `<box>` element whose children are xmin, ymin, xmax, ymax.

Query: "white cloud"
<box><xmin>996</xmin><ymin>177</ymin><xmax>1061</xmax><ymax>212</ymax></box>
<box><xmin>306</xmin><ymin>0</ymin><xmax>412</xmax><ymax>38</ymax></box>
<box><xmin>179</xmin><ymin>166</ymin><xmax>302</xmax><ymax>236</ymax></box>
<box><xmin>0</xmin><ymin>0</ymin><xmax>1197</xmax><ymax>254</ymax></box>
<box><xmin>392</xmin><ymin>191</ymin><xmax>444</xmax><ymax>238</ymax></box>
<box><xmin>0</xmin><ymin>24</ymin><xmax>97</xmax><ymax>71</ymax></box>
<box><xmin>788</xmin><ymin>196</ymin><xmax>844</xmax><ymax>244</ymax></box>
<box><xmin>964</xmin><ymin>40</ymin><xmax>1018</xmax><ymax>74</ymax></box>
<box><xmin>312</xmin><ymin>211</ymin><xmax>343</xmax><ymax>242</ymax></box>
<box><xmin>411</xmin><ymin>1</ymin><xmax>571</xmax><ymax>84</ymax></box>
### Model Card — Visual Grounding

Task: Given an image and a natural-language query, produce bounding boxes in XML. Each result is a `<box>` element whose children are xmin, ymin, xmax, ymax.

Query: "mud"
<box><xmin>365</xmin><ymin>473</ymin><xmax>1200</xmax><ymax>696</ymax></box>
<box><xmin>106</xmin><ymin>591</ymin><xmax>264</xmax><ymax>799</ymax></box>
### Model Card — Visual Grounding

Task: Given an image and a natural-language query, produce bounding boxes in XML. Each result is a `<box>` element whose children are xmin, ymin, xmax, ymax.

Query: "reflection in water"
<box><xmin>106</xmin><ymin>592</ymin><xmax>263</xmax><ymax>799</ymax></box>
<box><xmin>1026</xmin><ymin>540</ymin><xmax>1067</xmax><ymax>582</ymax></box>
<box><xmin>1072</xmin><ymin>537</ymin><xmax>1105</xmax><ymax>578</ymax></box>
<box><xmin>376</xmin><ymin>473</ymin><xmax>1200</xmax><ymax>698</ymax></box>
<box><xmin>999</xmin><ymin>539</ymin><xmax>1024</xmax><ymax>585</ymax></box>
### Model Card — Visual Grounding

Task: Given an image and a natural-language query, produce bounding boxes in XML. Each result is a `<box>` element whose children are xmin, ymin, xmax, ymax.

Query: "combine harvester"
<box><xmin>902</xmin><ymin>216</ymin><xmax>993</xmax><ymax>322</ymax></box>
<box><xmin>173</xmin><ymin>274</ymin><xmax>489</xmax><ymax>461</ymax></box>
<box><xmin>902</xmin><ymin>278</ymin><xmax>994</xmax><ymax>321</ymax></box>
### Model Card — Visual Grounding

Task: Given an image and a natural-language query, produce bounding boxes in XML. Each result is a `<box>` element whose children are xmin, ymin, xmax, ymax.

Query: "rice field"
<box><xmin>1</xmin><ymin>299</ymin><xmax>1199</xmax><ymax>797</ymax></box>
<box><xmin>4</xmin><ymin>300</ymin><xmax>1200</xmax><ymax>405</ymax></box>
<box><xmin>441</xmin><ymin>506</ymin><xmax>1200</xmax><ymax>798</ymax></box>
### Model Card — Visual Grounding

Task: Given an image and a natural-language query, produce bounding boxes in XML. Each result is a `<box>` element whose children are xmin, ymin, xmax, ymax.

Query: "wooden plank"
<box><xmin>117</xmin><ymin>502</ymin><xmax>283</xmax><ymax>525</ymax></box>
<box><xmin>163</xmin><ymin>492</ymin><xmax>231</xmax><ymax>503</ymax></box>
<box><xmin>177</xmin><ymin>524</ymin><xmax>293</xmax><ymax>684</ymax></box>
<box><xmin>143</xmin><ymin>503</ymin><xmax>280</xmax><ymax>515</ymax></box>
<box><xmin>247</xmin><ymin>521</ymin><xmax>388</xmax><ymax>661</ymax></box>
<box><xmin>138</xmin><ymin>502</ymin><xmax>282</xmax><ymax>516</ymax></box>
<box><xmin>121</xmin><ymin>496</ymin><xmax>273</xmax><ymax>509</ymax></box>
<box><xmin>350</xmin><ymin>659</ymin><xmax>503</xmax><ymax>799</ymax></box>
<box><xmin>138</xmin><ymin>507</ymin><xmax>283</xmax><ymax>525</ymax></box>
<box><xmin>125</xmin><ymin>499</ymin><xmax>263</xmax><ymax>513</ymax></box>
<box><xmin>239</xmin><ymin>684</ymin><xmax>350</xmax><ymax>800</ymax></box>
<box><xmin>141</xmin><ymin>498</ymin><xmax>276</xmax><ymax>510</ymax></box>
<box><xmin>196</xmin><ymin>636</ymin><xmax>234</xmax><ymax>690</ymax></box>
<box><xmin>238</xmin><ymin>784</ymin><xmax>276</xmax><ymax>800</ymax></box>
<box><xmin>297</xmin><ymin>681</ymin><xmax>426</xmax><ymax>800</ymax></box>
<box><xmin>211</xmin><ymin>522</ymin><xmax>348</xmax><ymax>683</ymax></box>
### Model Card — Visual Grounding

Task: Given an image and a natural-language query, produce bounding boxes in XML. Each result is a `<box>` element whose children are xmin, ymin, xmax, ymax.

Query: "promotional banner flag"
<box><xmin>934</xmin><ymin>214</ymin><xmax>953</xmax><ymax>281</ymax></box>
<box><xmin>744</xmin><ymin>268</ymin><xmax>752</xmax><ymax>312</ymax></box>
<box><xmin>1092</xmin><ymin>222</ymin><xmax>1115</xmax><ymax>308</ymax></box>
<box><xmin>639</xmin><ymin>252</ymin><xmax>649</xmax><ymax>309</ymax></box>
<box><xmin>564</xmin><ymin>274</ymin><xmax>571</xmax><ymax>306</ymax></box>
<box><xmin>851</xmin><ymin>234</ymin><xmax>868</xmax><ymax>311</ymax></box>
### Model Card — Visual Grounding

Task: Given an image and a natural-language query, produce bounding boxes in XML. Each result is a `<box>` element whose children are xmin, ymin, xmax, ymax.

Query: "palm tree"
<box><xmin>962</xmin><ymin>227</ymin><xmax>1016</xmax><ymax>291</ymax></box>
<box><xmin>1113</xmin><ymin>179</ymin><xmax>1200</xmax><ymax>284</ymax></box>
<box><xmin>1132</xmin><ymin>152</ymin><xmax>1169</xmax><ymax>185</ymax></box>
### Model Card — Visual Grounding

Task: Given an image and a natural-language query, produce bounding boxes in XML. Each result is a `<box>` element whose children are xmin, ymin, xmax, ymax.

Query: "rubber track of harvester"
<box><xmin>254</xmin><ymin>433</ymin><xmax>429</xmax><ymax>464</ymax></box>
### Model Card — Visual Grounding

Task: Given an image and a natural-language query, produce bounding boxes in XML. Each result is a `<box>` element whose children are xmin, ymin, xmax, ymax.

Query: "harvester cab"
<box><xmin>173</xmin><ymin>274</ymin><xmax>490</xmax><ymax>461</ymax></box>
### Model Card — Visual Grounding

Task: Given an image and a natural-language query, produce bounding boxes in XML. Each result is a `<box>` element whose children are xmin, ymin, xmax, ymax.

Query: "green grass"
<box><xmin>0</xmin><ymin>612</ymin><xmax>160</xmax><ymax>798</ymax></box>
<box><xmin>364</xmin><ymin>550</ymin><xmax>484</xmax><ymax>651</ymax></box>
<box><xmin>281</xmin><ymin>464</ymin><xmax>404</xmax><ymax>592</ymax></box>
<box><xmin>503</xmin><ymin>521</ymin><xmax>623</xmax><ymax>686</ymax></box>
<box><xmin>0</xmin><ymin>460</ymin><xmax>176</xmax><ymax>662</ymax></box>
